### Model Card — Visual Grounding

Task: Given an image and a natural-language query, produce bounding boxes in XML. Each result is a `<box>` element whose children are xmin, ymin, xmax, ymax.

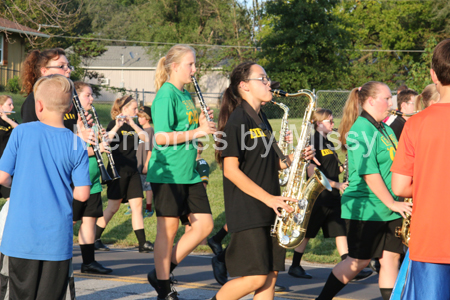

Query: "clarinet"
<box><xmin>91</xmin><ymin>106</ymin><xmax>121</xmax><ymax>181</ymax></box>
<box><xmin>191</xmin><ymin>76</ymin><xmax>217</xmax><ymax>142</ymax></box>
<box><xmin>72</xmin><ymin>90</ymin><xmax>112</xmax><ymax>184</ymax></box>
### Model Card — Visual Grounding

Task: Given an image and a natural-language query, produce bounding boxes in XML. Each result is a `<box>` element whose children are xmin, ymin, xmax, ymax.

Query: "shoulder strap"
<box><xmin>241</xmin><ymin>101</ymin><xmax>291</xmax><ymax>167</ymax></box>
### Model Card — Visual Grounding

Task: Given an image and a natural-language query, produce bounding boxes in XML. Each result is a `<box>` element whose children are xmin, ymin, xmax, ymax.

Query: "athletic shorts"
<box><xmin>226</xmin><ymin>226</ymin><xmax>286</xmax><ymax>277</ymax></box>
<box><xmin>0</xmin><ymin>254</ymin><xmax>70</xmax><ymax>300</ymax></box>
<box><xmin>402</xmin><ymin>260</ymin><xmax>450</xmax><ymax>300</ymax></box>
<box><xmin>140</xmin><ymin>174</ymin><xmax>152</xmax><ymax>191</ymax></box>
<box><xmin>152</xmin><ymin>182</ymin><xmax>211</xmax><ymax>218</ymax></box>
<box><xmin>305</xmin><ymin>204</ymin><xmax>346</xmax><ymax>239</ymax></box>
<box><xmin>73</xmin><ymin>192</ymin><xmax>103</xmax><ymax>221</ymax></box>
<box><xmin>346</xmin><ymin>218</ymin><xmax>403</xmax><ymax>259</ymax></box>
<box><xmin>0</xmin><ymin>186</ymin><xmax>10</xmax><ymax>199</ymax></box>
<box><xmin>107</xmin><ymin>170</ymin><xmax>143</xmax><ymax>203</ymax></box>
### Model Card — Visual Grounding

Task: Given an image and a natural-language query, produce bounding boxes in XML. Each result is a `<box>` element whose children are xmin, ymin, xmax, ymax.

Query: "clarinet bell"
<box><xmin>100</xmin><ymin>167</ymin><xmax>113</xmax><ymax>185</ymax></box>
<box><xmin>111</xmin><ymin>166</ymin><xmax>121</xmax><ymax>181</ymax></box>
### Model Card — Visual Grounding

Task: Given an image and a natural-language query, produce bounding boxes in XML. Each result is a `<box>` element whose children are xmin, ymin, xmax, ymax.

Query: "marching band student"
<box><xmin>146</xmin><ymin>44</ymin><xmax>216</xmax><ymax>300</ymax></box>
<box><xmin>72</xmin><ymin>82</ymin><xmax>112</xmax><ymax>274</ymax></box>
<box><xmin>315</xmin><ymin>82</ymin><xmax>412</xmax><ymax>300</ymax></box>
<box><xmin>94</xmin><ymin>96</ymin><xmax>153</xmax><ymax>253</ymax></box>
<box><xmin>136</xmin><ymin>106</ymin><xmax>155</xmax><ymax>218</ymax></box>
<box><xmin>0</xmin><ymin>74</ymin><xmax>91</xmax><ymax>299</ymax></box>
<box><xmin>212</xmin><ymin>61</ymin><xmax>310</xmax><ymax>300</ymax></box>
<box><xmin>0</xmin><ymin>95</ymin><xmax>18</xmax><ymax>201</ymax></box>
<box><xmin>289</xmin><ymin>108</ymin><xmax>372</xmax><ymax>281</ymax></box>
<box><xmin>391</xmin><ymin>38</ymin><xmax>450</xmax><ymax>300</ymax></box>
<box><xmin>385</xmin><ymin>90</ymin><xmax>418</xmax><ymax>141</ymax></box>
<box><xmin>414</xmin><ymin>83</ymin><xmax>440</xmax><ymax>111</ymax></box>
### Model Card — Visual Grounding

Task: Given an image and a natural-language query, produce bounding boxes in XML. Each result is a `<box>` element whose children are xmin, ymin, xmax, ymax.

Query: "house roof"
<box><xmin>0</xmin><ymin>17</ymin><xmax>50</xmax><ymax>38</ymax></box>
<box><xmin>84</xmin><ymin>46</ymin><xmax>159</xmax><ymax>69</ymax></box>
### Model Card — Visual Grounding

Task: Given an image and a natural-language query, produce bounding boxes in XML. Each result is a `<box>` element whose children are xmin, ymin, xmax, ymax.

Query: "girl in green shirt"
<box><xmin>316</xmin><ymin>82</ymin><xmax>412</xmax><ymax>300</ymax></box>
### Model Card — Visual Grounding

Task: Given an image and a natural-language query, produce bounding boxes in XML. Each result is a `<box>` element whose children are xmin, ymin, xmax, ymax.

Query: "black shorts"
<box><xmin>226</xmin><ymin>226</ymin><xmax>286</xmax><ymax>277</ymax></box>
<box><xmin>152</xmin><ymin>182</ymin><xmax>211</xmax><ymax>218</ymax></box>
<box><xmin>0</xmin><ymin>185</ymin><xmax>10</xmax><ymax>199</ymax></box>
<box><xmin>305</xmin><ymin>204</ymin><xmax>347</xmax><ymax>239</ymax></box>
<box><xmin>346</xmin><ymin>218</ymin><xmax>403</xmax><ymax>260</ymax></box>
<box><xmin>0</xmin><ymin>254</ymin><xmax>70</xmax><ymax>300</ymax></box>
<box><xmin>73</xmin><ymin>192</ymin><xmax>104</xmax><ymax>221</ymax></box>
<box><xmin>107</xmin><ymin>170</ymin><xmax>143</xmax><ymax>203</ymax></box>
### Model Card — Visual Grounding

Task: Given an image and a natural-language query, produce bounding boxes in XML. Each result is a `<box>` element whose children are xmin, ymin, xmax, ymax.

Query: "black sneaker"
<box><xmin>207</xmin><ymin>237</ymin><xmax>223</xmax><ymax>256</ymax></box>
<box><xmin>288</xmin><ymin>265</ymin><xmax>312</xmax><ymax>279</ymax></box>
<box><xmin>157</xmin><ymin>291</ymin><xmax>179</xmax><ymax>300</ymax></box>
<box><xmin>211</xmin><ymin>255</ymin><xmax>228</xmax><ymax>285</ymax></box>
<box><xmin>147</xmin><ymin>269</ymin><xmax>177</xmax><ymax>294</ymax></box>
<box><xmin>81</xmin><ymin>261</ymin><xmax>112</xmax><ymax>274</ymax></box>
<box><xmin>94</xmin><ymin>239</ymin><xmax>110</xmax><ymax>251</ymax></box>
<box><xmin>274</xmin><ymin>284</ymin><xmax>286</xmax><ymax>292</ymax></box>
<box><xmin>352</xmin><ymin>268</ymin><xmax>373</xmax><ymax>281</ymax></box>
<box><xmin>139</xmin><ymin>241</ymin><xmax>154</xmax><ymax>253</ymax></box>
<box><xmin>369</xmin><ymin>258</ymin><xmax>380</xmax><ymax>274</ymax></box>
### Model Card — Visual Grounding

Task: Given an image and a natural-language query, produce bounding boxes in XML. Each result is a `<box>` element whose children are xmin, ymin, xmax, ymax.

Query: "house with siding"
<box><xmin>0</xmin><ymin>18</ymin><xmax>50</xmax><ymax>86</ymax></box>
<box><xmin>82</xmin><ymin>46</ymin><xmax>229</xmax><ymax>107</ymax></box>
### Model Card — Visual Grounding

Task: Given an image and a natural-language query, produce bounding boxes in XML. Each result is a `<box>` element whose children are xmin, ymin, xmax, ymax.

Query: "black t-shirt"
<box><xmin>388</xmin><ymin>116</ymin><xmax>406</xmax><ymax>141</ymax></box>
<box><xmin>106</xmin><ymin>120</ymin><xmax>142</xmax><ymax>172</ymax></box>
<box><xmin>0</xmin><ymin>118</ymin><xmax>16</xmax><ymax>158</ymax></box>
<box><xmin>21</xmin><ymin>92</ymin><xmax>78</xmax><ymax>133</ymax></box>
<box><xmin>310</xmin><ymin>131</ymin><xmax>341</xmax><ymax>207</ymax></box>
<box><xmin>221</xmin><ymin>105</ymin><xmax>280</xmax><ymax>233</ymax></box>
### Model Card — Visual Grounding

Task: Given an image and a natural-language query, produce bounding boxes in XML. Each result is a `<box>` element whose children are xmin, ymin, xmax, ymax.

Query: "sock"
<box><xmin>292</xmin><ymin>251</ymin><xmax>303</xmax><ymax>267</ymax></box>
<box><xmin>212</xmin><ymin>227</ymin><xmax>228</xmax><ymax>243</ymax></box>
<box><xmin>134</xmin><ymin>229</ymin><xmax>146</xmax><ymax>248</ymax></box>
<box><xmin>157</xmin><ymin>279</ymin><xmax>171</xmax><ymax>298</ymax></box>
<box><xmin>146</xmin><ymin>203</ymin><xmax>152</xmax><ymax>211</ymax></box>
<box><xmin>95</xmin><ymin>225</ymin><xmax>105</xmax><ymax>240</ymax></box>
<box><xmin>316</xmin><ymin>272</ymin><xmax>346</xmax><ymax>300</ymax></box>
<box><xmin>80</xmin><ymin>244</ymin><xmax>95</xmax><ymax>265</ymax></box>
<box><xmin>380</xmin><ymin>288</ymin><xmax>393</xmax><ymax>300</ymax></box>
<box><xmin>170</xmin><ymin>262</ymin><xmax>177</xmax><ymax>273</ymax></box>
<box><xmin>340</xmin><ymin>253</ymin><xmax>348</xmax><ymax>261</ymax></box>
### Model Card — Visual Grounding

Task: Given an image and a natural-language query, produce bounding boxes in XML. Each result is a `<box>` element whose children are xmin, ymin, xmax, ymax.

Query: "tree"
<box><xmin>259</xmin><ymin>0</ymin><xmax>351</xmax><ymax>91</ymax></box>
<box><xmin>405</xmin><ymin>38</ymin><xmax>437</xmax><ymax>92</ymax></box>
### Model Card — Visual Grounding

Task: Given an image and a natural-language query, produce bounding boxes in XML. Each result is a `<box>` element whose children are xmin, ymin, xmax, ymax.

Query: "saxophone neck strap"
<box><xmin>360</xmin><ymin>110</ymin><xmax>397</xmax><ymax>151</ymax></box>
<box><xmin>241</xmin><ymin>100</ymin><xmax>291</xmax><ymax>167</ymax></box>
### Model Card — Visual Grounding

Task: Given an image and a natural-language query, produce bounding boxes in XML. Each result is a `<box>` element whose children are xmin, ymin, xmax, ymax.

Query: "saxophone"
<box><xmin>271</xmin><ymin>89</ymin><xmax>332</xmax><ymax>249</ymax></box>
<box><xmin>271</xmin><ymin>99</ymin><xmax>290</xmax><ymax>186</ymax></box>
<box><xmin>395</xmin><ymin>197</ymin><xmax>412</xmax><ymax>246</ymax></box>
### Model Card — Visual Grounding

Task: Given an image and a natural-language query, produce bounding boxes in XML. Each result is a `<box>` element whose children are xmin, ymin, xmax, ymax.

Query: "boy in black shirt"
<box><xmin>385</xmin><ymin>90</ymin><xmax>418</xmax><ymax>140</ymax></box>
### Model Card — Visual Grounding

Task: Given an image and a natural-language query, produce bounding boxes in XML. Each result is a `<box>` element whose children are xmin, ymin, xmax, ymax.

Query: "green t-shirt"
<box><xmin>147</xmin><ymin>82</ymin><xmax>201</xmax><ymax>184</ymax></box>
<box><xmin>89</xmin><ymin>155</ymin><xmax>102</xmax><ymax>194</ymax></box>
<box><xmin>341</xmin><ymin>116</ymin><xmax>401</xmax><ymax>221</ymax></box>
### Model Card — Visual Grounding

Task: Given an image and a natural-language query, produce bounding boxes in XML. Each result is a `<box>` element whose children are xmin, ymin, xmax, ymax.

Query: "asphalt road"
<box><xmin>72</xmin><ymin>245</ymin><xmax>383</xmax><ymax>300</ymax></box>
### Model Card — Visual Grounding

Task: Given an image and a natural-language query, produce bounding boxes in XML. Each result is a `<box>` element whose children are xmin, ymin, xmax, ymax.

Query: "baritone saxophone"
<box><xmin>395</xmin><ymin>197</ymin><xmax>412</xmax><ymax>246</ymax></box>
<box><xmin>271</xmin><ymin>89</ymin><xmax>332</xmax><ymax>249</ymax></box>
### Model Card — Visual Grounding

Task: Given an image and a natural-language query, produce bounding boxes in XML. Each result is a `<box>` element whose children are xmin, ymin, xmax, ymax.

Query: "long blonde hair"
<box><xmin>415</xmin><ymin>84</ymin><xmax>440</xmax><ymax>111</ymax></box>
<box><xmin>110</xmin><ymin>95</ymin><xmax>136</xmax><ymax>119</ymax></box>
<box><xmin>0</xmin><ymin>95</ymin><xmax>12</xmax><ymax>106</ymax></box>
<box><xmin>313</xmin><ymin>108</ymin><xmax>332</xmax><ymax>130</ymax></box>
<box><xmin>154</xmin><ymin>44</ymin><xmax>196</xmax><ymax>91</ymax></box>
<box><xmin>338</xmin><ymin>81</ymin><xmax>387</xmax><ymax>150</ymax></box>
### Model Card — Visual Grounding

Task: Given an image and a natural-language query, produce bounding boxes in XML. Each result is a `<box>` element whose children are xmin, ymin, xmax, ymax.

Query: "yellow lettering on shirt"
<box><xmin>0</xmin><ymin>126</ymin><xmax>11</xmax><ymax>131</ymax></box>
<box><xmin>250</xmin><ymin>128</ymin><xmax>266</xmax><ymax>139</ymax></box>
<box><xmin>64</xmin><ymin>113</ymin><xmax>76</xmax><ymax>121</ymax></box>
<box><xmin>121</xmin><ymin>131</ymin><xmax>136</xmax><ymax>136</ymax></box>
<box><xmin>186</xmin><ymin>110</ymin><xmax>199</xmax><ymax>125</ymax></box>
<box><xmin>321</xmin><ymin>149</ymin><xmax>333</xmax><ymax>156</ymax></box>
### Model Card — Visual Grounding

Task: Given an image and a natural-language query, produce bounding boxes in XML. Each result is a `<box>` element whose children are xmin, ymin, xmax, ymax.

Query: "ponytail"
<box><xmin>154</xmin><ymin>44</ymin><xmax>196</xmax><ymax>91</ymax></box>
<box><xmin>215</xmin><ymin>61</ymin><xmax>256</xmax><ymax>165</ymax></box>
<box><xmin>415</xmin><ymin>83</ymin><xmax>440</xmax><ymax>111</ymax></box>
<box><xmin>338</xmin><ymin>81</ymin><xmax>387</xmax><ymax>149</ymax></box>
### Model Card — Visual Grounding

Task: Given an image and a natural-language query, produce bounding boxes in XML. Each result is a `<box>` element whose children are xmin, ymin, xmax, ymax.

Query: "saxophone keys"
<box><xmin>280</xmin><ymin>235</ymin><xmax>290</xmax><ymax>245</ymax></box>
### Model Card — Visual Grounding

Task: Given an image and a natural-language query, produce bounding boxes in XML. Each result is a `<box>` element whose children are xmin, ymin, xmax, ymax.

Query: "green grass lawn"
<box><xmin>0</xmin><ymin>92</ymin><xmax>345</xmax><ymax>264</ymax></box>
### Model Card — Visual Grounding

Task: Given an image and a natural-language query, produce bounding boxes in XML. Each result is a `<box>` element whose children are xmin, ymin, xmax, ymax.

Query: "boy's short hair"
<box><xmin>397</xmin><ymin>89</ymin><xmax>418</xmax><ymax>108</ymax></box>
<box><xmin>396</xmin><ymin>84</ymin><xmax>408</xmax><ymax>93</ymax></box>
<box><xmin>138</xmin><ymin>106</ymin><xmax>152</xmax><ymax>121</ymax></box>
<box><xmin>432</xmin><ymin>39</ymin><xmax>450</xmax><ymax>86</ymax></box>
<box><xmin>33</xmin><ymin>75</ymin><xmax>74</xmax><ymax>113</ymax></box>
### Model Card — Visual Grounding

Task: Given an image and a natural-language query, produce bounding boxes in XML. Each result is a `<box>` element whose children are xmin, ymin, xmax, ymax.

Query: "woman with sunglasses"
<box><xmin>21</xmin><ymin>48</ymin><xmax>80</xmax><ymax>132</ymax></box>
<box><xmin>288</xmin><ymin>108</ymin><xmax>372</xmax><ymax>281</ymax></box>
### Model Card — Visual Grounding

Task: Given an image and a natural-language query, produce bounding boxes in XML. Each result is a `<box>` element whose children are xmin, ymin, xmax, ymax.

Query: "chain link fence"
<box><xmin>261</xmin><ymin>90</ymin><xmax>351</xmax><ymax>119</ymax></box>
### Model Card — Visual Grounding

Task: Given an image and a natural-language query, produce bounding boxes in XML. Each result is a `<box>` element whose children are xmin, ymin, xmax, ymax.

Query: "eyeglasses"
<box><xmin>46</xmin><ymin>64</ymin><xmax>74</xmax><ymax>71</ymax></box>
<box><xmin>247</xmin><ymin>76</ymin><xmax>271</xmax><ymax>85</ymax></box>
<box><xmin>322</xmin><ymin>119</ymin><xmax>335</xmax><ymax>124</ymax></box>
<box><xmin>406</xmin><ymin>102</ymin><xmax>415</xmax><ymax>105</ymax></box>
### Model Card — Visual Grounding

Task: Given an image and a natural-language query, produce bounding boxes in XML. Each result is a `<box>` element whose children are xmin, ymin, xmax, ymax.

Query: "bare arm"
<box><xmin>224</xmin><ymin>156</ymin><xmax>294</xmax><ymax>216</ymax></box>
<box><xmin>0</xmin><ymin>171</ymin><xmax>11</xmax><ymax>188</ymax></box>
<box><xmin>391</xmin><ymin>172</ymin><xmax>413</xmax><ymax>198</ymax></box>
<box><xmin>142</xmin><ymin>150</ymin><xmax>151</xmax><ymax>174</ymax></box>
<box><xmin>73</xmin><ymin>186</ymin><xmax>91</xmax><ymax>202</ymax></box>
<box><xmin>363</xmin><ymin>173</ymin><xmax>412</xmax><ymax>218</ymax></box>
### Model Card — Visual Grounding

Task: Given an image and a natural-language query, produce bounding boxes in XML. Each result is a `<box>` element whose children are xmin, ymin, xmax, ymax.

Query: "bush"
<box><xmin>6</xmin><ymin>76</ymin><xmax>21</xmax><ymax>94</ymax></box>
